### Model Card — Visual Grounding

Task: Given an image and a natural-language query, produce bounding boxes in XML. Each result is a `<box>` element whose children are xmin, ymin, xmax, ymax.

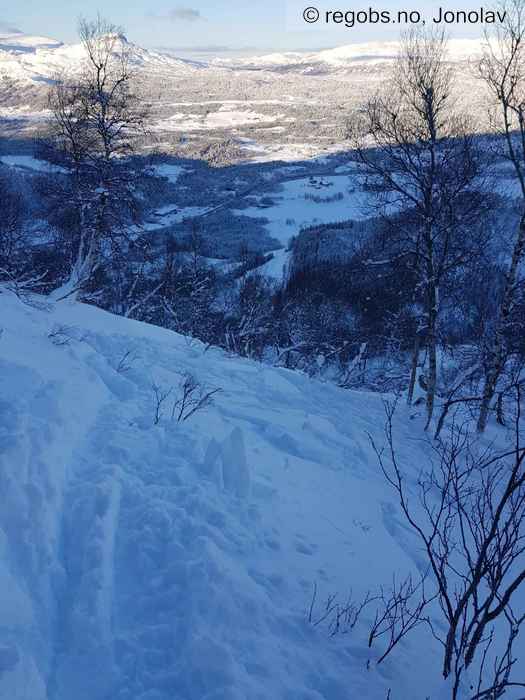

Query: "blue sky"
<box><xmin>2</xmin><ymin>1</ymin><xmax>491</xmax><ymax>52</ymax></box>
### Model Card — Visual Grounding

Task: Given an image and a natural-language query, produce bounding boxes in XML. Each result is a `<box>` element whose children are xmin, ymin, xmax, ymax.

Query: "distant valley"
<box><xmin>1</xmin><ymin>31</ymin><xmax>489</xmax><ymax>163</ymax></box>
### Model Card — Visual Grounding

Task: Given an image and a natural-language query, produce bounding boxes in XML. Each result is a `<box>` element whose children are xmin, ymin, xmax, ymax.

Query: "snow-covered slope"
<box><xmin>0</xmin><ymin>32</ymin><xmax>196</xmax><ymax>86</ymax></box>
<box><xmin>0</xmin><ymin>291</ymin><xmax>520</xmax><ymax>700</ymax></box>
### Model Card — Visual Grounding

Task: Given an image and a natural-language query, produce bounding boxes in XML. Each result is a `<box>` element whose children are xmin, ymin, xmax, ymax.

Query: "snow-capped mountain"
<box><xmin>211</xmin><ymin>38</ymin><xmax>485</xmax><ymax>73</ymax></box>
<box><xmin>0</xmin><ymin>32</ymin><xmax>485</xmax><ymax>87</ymax></box>
<box><xmin>0</xmin><ymin>32</ymin><xmax>198</xmax><ymax>86</ymax></box>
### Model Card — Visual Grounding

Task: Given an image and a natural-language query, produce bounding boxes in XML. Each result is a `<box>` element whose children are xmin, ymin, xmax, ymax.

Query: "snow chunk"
<box><xmin>221</xmin><ymin>427</ymin><xmax>251</xmax><ymax>500</ymax></box>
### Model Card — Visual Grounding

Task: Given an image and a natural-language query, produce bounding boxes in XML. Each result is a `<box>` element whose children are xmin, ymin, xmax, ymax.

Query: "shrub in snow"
<box><xmin>171</xmin><ymin>372</ymin><xmax>222</xmax><ymax>423</ymax></box>
<box><xmin>152</xmin><ymin>373</ymin><xmax>221</xmax><ymax>426</ymax></box>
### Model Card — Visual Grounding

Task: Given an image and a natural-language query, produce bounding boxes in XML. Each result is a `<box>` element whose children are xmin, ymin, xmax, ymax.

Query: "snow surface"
<box><xmin>0</xmin><ymin>291</ymin><xmax>522</xmax><ymax>700</ymax></box>
<box><xmin>256</xmin><ymin>248</ymin><xmax>291</xmax><ymax>281</ymax></box>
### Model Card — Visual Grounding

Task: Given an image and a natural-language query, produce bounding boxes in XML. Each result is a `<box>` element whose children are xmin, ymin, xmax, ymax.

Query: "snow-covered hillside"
<box><xmin>0</xmin><ymin>33</ymin><xmax>63</xmax><ymax>51</ymax></box>
<box><xmin>0</xmin><ymin>32</ymin><xmax>196</xmax><ymax>87</ymax></box>
<box><xmin>1</xmin><ymin>290</ymin><xmax>521</xmax><ymax>700</ymax></box>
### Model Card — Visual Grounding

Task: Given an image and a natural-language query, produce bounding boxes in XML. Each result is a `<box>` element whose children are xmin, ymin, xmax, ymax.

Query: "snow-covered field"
<box><xmin>238</xmin><ymin>139</ymin><xmax>348</xmax><ymax>164</ymax></box>
<box><xmin>0</xmin><ymin>155</ymin><xmax>65</xmax><ymax>173</ymax></box>
<box><xmin>237</xmin><ymin>174</ymin><xmax>386</xmax><ymax>246</ymax></box>
<box><xmin>1</xmin><ymin>290</ymin><xmax>521</xmax><ymax>700</ymax></box>
<box><xmin>152</xmin><ymin>164</ymin><xmax>187</xmax><ymax>183</ymax></box>
<box><xmin>156</xmin><ymin>108</ymin><xmax>289</xmax><ymax>133</ymax></box>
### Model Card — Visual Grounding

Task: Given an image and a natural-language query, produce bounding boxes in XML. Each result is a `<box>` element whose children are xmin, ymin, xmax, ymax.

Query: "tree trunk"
<box><xmin>424</xmin><ymin>242</ymin><xmax>438</xmax><ymax>430</ymax></box>
<box><xmin>425</xmin><ymin>306</ymin><xmax>438</xmax><ymax>431</ymax></box>
<box><xmin>407</xmin><ymin>334</ymin><xmax>421</xmax><ymax>406</ymax></box>
<box><xmin>50</xmin><ymin>203</ymin><xmax>95</xmax><ymax>302</ymax></box>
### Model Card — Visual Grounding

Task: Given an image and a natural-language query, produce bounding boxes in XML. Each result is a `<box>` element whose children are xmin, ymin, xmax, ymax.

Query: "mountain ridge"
<box><xmin>0</xmin><ymin>32</ymin><xmax>200</xmax><ymax>87</ymax></box>
<box><xmin>0</xmin><ymin>32</ymin><xmax>486</xmax><ymax>86</ymax></box>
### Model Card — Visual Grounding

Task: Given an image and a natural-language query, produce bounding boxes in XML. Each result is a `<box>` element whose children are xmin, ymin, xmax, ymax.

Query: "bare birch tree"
<box><xmin>352</xmin><ymin>30</ymin><xmax>487</xmax><ymax>429</ymax></box>
<box><xmin>47</xmin><ymin>15</ymin><xmax>149</xmax><ymax>301</ymax></box>
<box><xmin>370</xmin><ymin>393</ymin><xmax>525</xmax><ymax>699</ymax></box>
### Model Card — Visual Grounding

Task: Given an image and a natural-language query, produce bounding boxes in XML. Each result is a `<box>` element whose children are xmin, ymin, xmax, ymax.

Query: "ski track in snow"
<box><xmin>0</xmin><ymin>293</ymin><xmax>518</xmax><ymax>700</ymax></box>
